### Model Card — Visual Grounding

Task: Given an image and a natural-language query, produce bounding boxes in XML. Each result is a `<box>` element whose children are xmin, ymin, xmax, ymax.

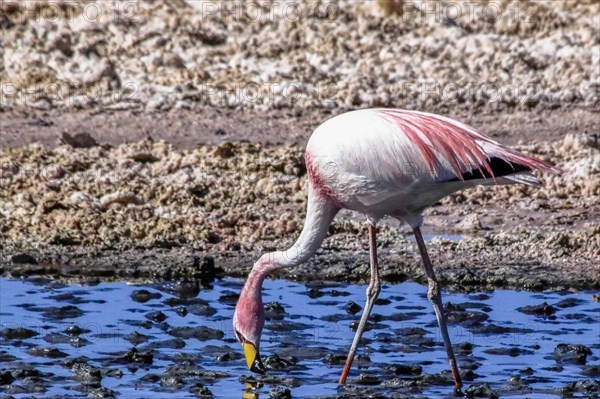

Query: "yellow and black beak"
<box><xmin>242</xmin><ymin>342</ymin><xmax>267</xmax><ymax>374</ymax></box>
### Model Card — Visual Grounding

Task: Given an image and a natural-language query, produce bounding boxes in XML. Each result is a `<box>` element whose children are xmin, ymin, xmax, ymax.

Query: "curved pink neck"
<box><xmin>244</xmin><ymin>184</ymin><xmax>340</xmax><ymax>290</ymax></box>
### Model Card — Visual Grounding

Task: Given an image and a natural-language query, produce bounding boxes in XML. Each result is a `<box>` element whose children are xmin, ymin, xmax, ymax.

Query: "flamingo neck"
<box><xmin>235</xmin><ymin>185</ymin><xmax>339</xmax><ymax>342</ymax></box>
<box><xmin>244</xmin><ymin>184</ymin><xmax>340</xmax><ymax>296</ymax></box>
<box><xmin>267</xmin><ymin>186</ymin><xmax>339</xmax><ymax>269</ymax></box>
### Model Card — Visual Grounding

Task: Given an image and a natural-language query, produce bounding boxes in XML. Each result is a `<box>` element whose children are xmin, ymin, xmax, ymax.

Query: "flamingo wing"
<box><xmin>308</xmin><ymin>108</ymin><xmax>558</xmax><ymax>188</ymax></box>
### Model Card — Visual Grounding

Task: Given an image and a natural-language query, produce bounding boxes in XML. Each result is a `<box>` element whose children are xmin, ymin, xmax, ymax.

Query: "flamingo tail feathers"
<box><xmin>377</xmin><ymin>109</ymin><xmax>560</xmax><ymax>184</ymax></box>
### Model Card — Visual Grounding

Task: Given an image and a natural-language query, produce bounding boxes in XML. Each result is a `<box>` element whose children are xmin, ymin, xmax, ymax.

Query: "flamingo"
<box><xmin>232</xmin><ymin>108</ymin><xmax>558</xmax><ymax>391</ymax></box>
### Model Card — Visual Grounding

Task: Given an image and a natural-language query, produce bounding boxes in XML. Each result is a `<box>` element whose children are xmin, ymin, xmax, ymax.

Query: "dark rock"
<box><xmin>264</xmin><ymin>354</ymin><xmax>297</xmax><ymax>371</ymax></box>
<box><xmin>0</xmin><ymin>328</ymin><xmax>38</xmax><ymax>340</ymax></box>
<box><xmin>145</xmin><ymin>311</ymin><xmax>167</xmax><ymax>322</ymax></box>
<box><xmin>71</xmin><ymin>363</ymin><xmax>102</xmax><ymax>385</ymax></box>
<box><xmin>10</xmin><ymin>254</ymin><xmax>38</xmax><ymax>264</ymax></box>
<box><xmin>356</xmin><ymin>373</ymin><xmax>381</xmax><ymax>385</ymax></box>
<box><xmin>218</xmin><ymin>292</ymin><xmax>239</xmax><ymax>305</ymax></box>
<box><xmin>386</xmin><ymin>364</ymin><xmax>422</xmax><ymax>375</ymax></box>
<box><xmin>192</xmin><ymin>28</ymin><xmax>227</xmax><ymax>46</ymax></box>
<box><xmin>583</xmin><ymin>365</ymin><xmax>600</xmax><ymax>377</ymax></box>
<box><xmin>161</xmin><ymin>375</ymin><xmax>183</xmax><ymax>387</ymax></box>
<box><xmin>155</xmin><ymin>280</ymin><xmax>200</xmax><ymax>299</ymax></box>
<box><xmin>0</xmin><ymin>371</ymin><xmax>15</xmax><ymax>385</ymax></box>
<box><xmin>382</xmin><ymin>377</ymin><xmax>417</xmax><ymax>388</ymax></box>
<box><xmin>145</xmin><ymin>338</ymin><xmax>186</xmax><ymax>349</ymax></box>
<box><xmin>163</xmin><ymin>296</ymin><xmax>209</xmax><ymax>307</ymax></box>
<box><xmin>10</xmin><ymin>368</ymin><xmax>41</xmax><ymax>379</ymax></box>
<box><xmin>520</xmin><ymin>367</ymin><xmax>534</xmax><ymax>375</ymax></box>
<box><xmin>269</xmin><ymin>387</ymin><xmax>292</xmax><ymax>399</ymax></box>
<box><xmin>350</xmin><ymin>320</ymin><xmax>375</xmax><ymax>332</ymax></box>
<box><xmin>471</xmin><ymin>324</ymin><xmax>533</xmax><ymax>335</ymax></box>
<box><xmin>483</xmin><ymin>347</ymin><xmax>534</xmax><ymax>357</ymax></box>
<box><xmin>517</xmin><ymin>302</ymin><xmax>556</xmax><ymax>316</ymax></box>
<box><xmin>140</xmin><ymin>374</ymin><xmax>160</xmax><ymax>383</ymax></box>
<box><xmin>115</xmin><ymin>348</ymin><xmax>153</xmax><ymax>364</ymax></box>
<box><xmin>565</xmin><ymin>379</ymin><xmax>599</xmax><ymax>394</ymax></box>
<box><xmin>61</xmin><ymin>132</ymin><xmax>98</xmax><ymax>148</ymax></box>
<box><xmin>345</xmin><ymin>301</ymin><xmax>362</xmax><ymax>314</ymax></box>
<box><xmin>0</xmin><ymin>351</ymin><xmax>16</xmax><ymax>363</ymax></box>
<box><xmin>187</xmin><ymin>302</ymin><xmax>217</xmax><ymax>317</ymax></box>
<box><xmin>457</xmin><ymin>342</ymin><xmax>474</xmax><ymax>354</ymax></box>
<box><xmin>124</xmin><ymin>331</ymin><xmax>150</xmax><ymax>345</ymax></box>
<box><xmin>165</xmin><ymin>361</ymin><xmax>229</xmax><ymax>381</ymax></box>
<box><xmin>465</xmin><ymin>382</ymin><xmax>499</xmax><ymax>398</ymax></box>
<box><xmin>87</xmin><ymin>387</ymin><xmax>116</xmax><ymax>398</ymax></box>
<box><xmin>130</xmin><ymin>289</ymin><xmax>162</xmax><ymax>303</ymax></box>
<box><xmin>262</xmin><ymin>321</ymin><xmax>311</xmax><ymax>332</ymax></box>
<box><xmin>27</xmin><ymin>347</ymin><xmax>68</xmax><ymax>358</ymax></box>
<box><xmin>321</xmin><ymin>353</ymin><xmax>347</xmax><ymax>366</ymax></box>
<box><xmin>175</xmin><ymin>306</ymin><xmax>188</xmax><ymax>317</ymax></box>
<box><xmin>265</xmin><ymin>302</ymin><xmax>286</xmax><ymax>320</ymax></box>
<box><xmin>215</xmin><ymin>351</ymin><xmax>242</xmax><ymax>362</ymax></box>
<box><xmin>29</xmin><ymin>305</ymin><xmax>83</xmax><ymax>320</ymax></box>
<box><xmin>190</xmin><ymin>382</ymin><xmax>213</xmax><ymax>396</ymax></box>
<box><xmin>555</xmin><ymin>297</ymin><xmax>585</xmax><ymax>308</ymax></box>
<box><xmin>103</xmin><ymin>368</ymin><xmax>123</xmax><ymax>379</ymax></box>
<box><xmin>62</xmin><ymin>356</ymin><xmax>90</xmax><ymax>368</ymax></box>
<box><xmin>44</xmin><ymin>332</ymin><xmax>72</xmax><ymax>344</ymax></box>
<box><xmin>508</xmin><ymin>375</ymin><xmax>522</xmax><ymax>384</ymax></box>
<box><xmin>65</xmin><ymin>326</ymin><xmax>89</xmax><ymax>336</ymax></box>
<box><xmin>446</xmin><ymin>310</ymin><xmax>489</xmax><ymax>325</ymax></box>
<box><xmin>554</xmin><ymin>344</ymin><xmax>592</xmax><ymax>364</ymax></box>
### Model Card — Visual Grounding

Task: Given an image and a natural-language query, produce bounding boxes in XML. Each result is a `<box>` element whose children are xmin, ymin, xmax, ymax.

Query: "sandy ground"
<box><xmin>2</xmin><ymin>106</ymin><xmax>599</xmax><ymax>149</ymax></box>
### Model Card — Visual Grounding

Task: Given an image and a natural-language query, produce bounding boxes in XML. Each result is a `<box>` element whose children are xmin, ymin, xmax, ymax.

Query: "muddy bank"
<box><xmin>0</xmin><ymin>125</ymin><xmax>598</xmax><ymax>290</ymax></box>
<box><xmin>0</xmin><ymin>130</ymin><xmax>600</xmax><ymax>290</ymax></box>
<box><xmin>1</xmin><ymin>243</ymin><xmax>598</xmax><ymax>292</ymax></box>
<box><xmin>1</xmin><ymin>135</ymin><xmax>598</xmax><ymax>288</ymax></box>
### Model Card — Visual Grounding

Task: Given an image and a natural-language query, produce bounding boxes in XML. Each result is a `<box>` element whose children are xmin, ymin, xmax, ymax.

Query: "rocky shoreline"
<box><xmin>1</xmin><ymin>119</ymin><xmax>598</xmax><ymax>291</ymax></box>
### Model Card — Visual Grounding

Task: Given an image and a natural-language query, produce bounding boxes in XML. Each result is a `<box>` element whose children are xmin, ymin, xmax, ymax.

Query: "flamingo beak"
<box><xmin>242</xmin><ymin>342</ymin><xmax>266</xmax><ymax>374</ymax></box>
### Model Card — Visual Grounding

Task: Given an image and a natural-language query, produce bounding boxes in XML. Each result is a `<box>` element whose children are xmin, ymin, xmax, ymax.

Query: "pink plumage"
<box><xmin>233</xmin><ymin>108</ymin><xmax>560</xmax><ymax>389</ymax></box>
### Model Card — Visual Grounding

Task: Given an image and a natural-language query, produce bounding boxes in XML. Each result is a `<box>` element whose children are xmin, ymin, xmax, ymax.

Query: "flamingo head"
<box><xmin>233</xmin><ymin>256</ymin><xmax>273</xmax><ymax>374</ymax></box>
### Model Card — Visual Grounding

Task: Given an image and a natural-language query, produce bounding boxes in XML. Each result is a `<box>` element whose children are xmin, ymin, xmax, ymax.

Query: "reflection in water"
<box><xmin>243</xmin><ymin>383</ymin><xmax>259</xmax><ymax>399</ymax></box>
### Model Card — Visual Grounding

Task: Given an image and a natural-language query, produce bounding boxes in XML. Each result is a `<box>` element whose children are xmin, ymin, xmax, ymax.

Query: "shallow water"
<box><xmin>0</xmin><ymin>277</ymin><xmax>598</xmax><ymax>399</ymax></box>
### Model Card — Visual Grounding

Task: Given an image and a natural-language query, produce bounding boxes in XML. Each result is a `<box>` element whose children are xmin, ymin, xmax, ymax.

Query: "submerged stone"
<box><xmin>517</xmin><ymin>302</ymin><xmax>556</xmax><ymax>316</ymax></box>
<box><xmin>345</xmin><ymin>300</ymin><xmax>362</xmax><ymax>314</ymax></box>
<box><xmin>264</xmin><ymin>302</ymin><xmax>286</xmax><ymax>320</ymax></box>
<box><xmin>269</xmin><ymin>387</ymin><xmax>292</xmax><ymax>399</ymax></box>
<box><xmin>115</xmin><ymin>348</ymin><xmax>153</xmax><ymax>365</ymax></box>
<box><xmin>87</xmin><ymin>387</ymin><xmax>116</xmax><ymax>398</ymax></box>
<box><xmin>0</xmin><ymin>371</ymin><xmax>15</xmax><ymax>385</ymax></box>
<box><xmin>0</xmin><ymin>328</ymin><xmax>38</xmax><ymax>340</ymax></box>
<box><xmin>465</xmin><ymin>382</ymin><xmax>499</xmax><ymax>398</ymax></box>
<box><xmin>565</xmin><ymin>379</ymin><xmax>599</xmax><ymax>394</ymax></box>
<box><xmin>71</xmin><ymin>363</ymin><xmax>102</xmax><ymax>386</ymax></box>
<box><xmin>131</xmin><ymin>289</ymin><xmax>162</xmax><ymax>303</ymax></box>
<box><xmin>26</xmin><ymin>347</ymin><xmax>68</xmax><ymax>358</ymax></box>
<box><xmin>386</xmin><ymin>364</ymin><xmax>422</xmax><ymax>375</ymax></box>
<box><xmin>554</xmin><ymin>344</ymin><xmax>592</xmax><ymax>364</ymax></box>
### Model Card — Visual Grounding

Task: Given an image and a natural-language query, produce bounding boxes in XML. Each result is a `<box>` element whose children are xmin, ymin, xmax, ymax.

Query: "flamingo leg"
<box><xmin>412</xmin><ymin>226</ymin><xmax>463</xmax><ymax>392</ymax></box>
<box><xmin>339</xmin><ymin>223</ymin><xmax>381</xmax><ymax>384</ymax></box>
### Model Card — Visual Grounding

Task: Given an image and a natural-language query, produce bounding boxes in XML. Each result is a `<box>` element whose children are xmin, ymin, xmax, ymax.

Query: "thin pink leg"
<box><xmin>413</xmin><ymin>226</ymin><xmax>463</xmax><ymax>392</ymax></box>
<box><xmin>339</xmin><ymin>223</ymin><xmax>381</xmax><ymax>384</ymax></box>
